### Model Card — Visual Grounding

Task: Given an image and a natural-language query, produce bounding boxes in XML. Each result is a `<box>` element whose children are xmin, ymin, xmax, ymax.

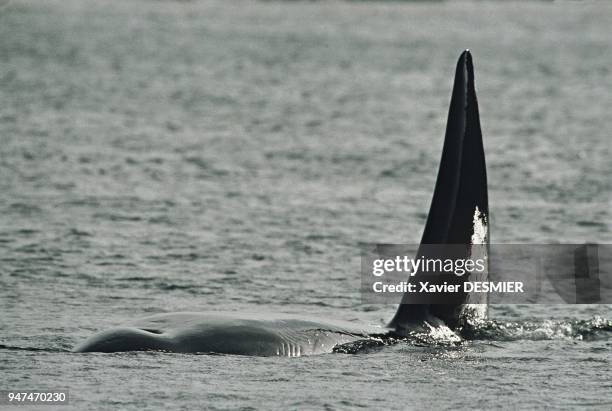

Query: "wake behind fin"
<box><xmin>389</xmin><ymin>50</ymin><xmax>489</xmax><ymax>333</ymax></box>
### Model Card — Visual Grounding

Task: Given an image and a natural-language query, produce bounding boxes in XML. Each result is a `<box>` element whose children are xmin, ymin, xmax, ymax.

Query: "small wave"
<box><xmin>333</xmin><ymin>338</ymin><xmax>391</xmax><ymax>354</ymax></box>
<box><xmin>155</xmin><ymin>282</ymin><xmax>194</xmax><ymax>291</ymax></box>
<box><xmin>68</xmin><ymin>228</ymin><xmax>92</xmax><ymax>237</ymax></box>
<box><xmin>92</xmin><ymin>213</ymin><xmax>142</xmax><ymax>222</ymax></box>
<box><xmin>461</xmin><ymin>316</ymin><xmax>612</xmax><ymax>341</ymax></box>
<box><xmin>8</xmin><ymin>203</ymin><xmax>42</xmax><ymax>215</ymax></box>
<box><xmin>576</xmin><ymin>220</ymin><xmax>606</xmax><ymax>228</ymax></box>
<box><xmin>0</xmin><ymin>344</ymin><xmax>68</xmax><ymax>353</ymax></box>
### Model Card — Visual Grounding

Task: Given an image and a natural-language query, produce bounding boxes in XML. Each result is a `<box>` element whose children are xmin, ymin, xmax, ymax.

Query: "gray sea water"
<box><xmin>1</xmin><ymin>0</ymin><xmax>611</xmax><ymax>409</ymax></box>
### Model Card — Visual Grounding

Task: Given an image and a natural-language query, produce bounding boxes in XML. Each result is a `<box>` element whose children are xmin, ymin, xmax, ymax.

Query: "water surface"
<box><xmin>1</xmin><ymin>0</ymin><xmax>611</xmax><ymax>409</ymax></box>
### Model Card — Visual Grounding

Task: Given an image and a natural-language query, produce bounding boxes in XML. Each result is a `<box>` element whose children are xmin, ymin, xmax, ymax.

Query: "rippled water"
<box><xmin>1</xmin><ymin>0</ymin><xmax>611</xmax><ymax>409</ymax></box>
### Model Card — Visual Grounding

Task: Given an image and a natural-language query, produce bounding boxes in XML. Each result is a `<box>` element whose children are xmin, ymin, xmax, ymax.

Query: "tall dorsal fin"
<box><xmin>389</xmin><ymin>50</ymin><xmax>489</xmax><ymax>332</ymax></box>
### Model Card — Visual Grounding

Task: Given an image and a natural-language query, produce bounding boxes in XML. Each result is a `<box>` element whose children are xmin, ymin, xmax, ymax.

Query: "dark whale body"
<box><xmin>75</xmin><ymin>50</ymin><xmax>489</xmax><ymax>356</ymax></box>
<box><xmin>74</xmin><ymin>312</ymin><xmax>382</xmax><ymax>356</ymax></box>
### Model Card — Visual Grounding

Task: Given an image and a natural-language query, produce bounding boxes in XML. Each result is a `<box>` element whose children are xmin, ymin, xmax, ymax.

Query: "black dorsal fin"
<box><xmin>389</xmin><ymin>50</ymin><xmax>489</xmax><ymax>332</ymax></box>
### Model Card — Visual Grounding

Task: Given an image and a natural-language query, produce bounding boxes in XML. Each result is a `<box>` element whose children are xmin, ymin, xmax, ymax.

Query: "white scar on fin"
<box><xmin>471</xmin><ymin>206</ymin><xmax>488</xmax><ymax>245</ymax></box>
<box><xmin>463</xmin><ymin>206</ymin><xmax>489</xmax><ymax>324</ymax></box>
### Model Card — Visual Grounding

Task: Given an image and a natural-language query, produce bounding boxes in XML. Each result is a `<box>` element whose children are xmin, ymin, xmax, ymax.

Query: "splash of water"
<box><xmin>460</xmin><ymin>316</ymin><xmax>612</xmax><ymax>341</ymax></box>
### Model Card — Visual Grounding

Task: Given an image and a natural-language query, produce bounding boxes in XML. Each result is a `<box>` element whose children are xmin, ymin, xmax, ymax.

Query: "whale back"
<box><xmin>74</xmin><ymin>312</ymin><xmax>376</xmax><ymax>355</ymax></box>
<box><xmin>389</xmin><ymin>50</ymin><xmax>489</xmax><ymax>332</ymax></box>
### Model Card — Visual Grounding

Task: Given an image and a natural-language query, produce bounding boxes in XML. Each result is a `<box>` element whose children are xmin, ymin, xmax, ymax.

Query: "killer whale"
<box><xmin>75</xmin><ymin>50</ymin><xmax>488</xmax><ymax>355</ymax></box>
